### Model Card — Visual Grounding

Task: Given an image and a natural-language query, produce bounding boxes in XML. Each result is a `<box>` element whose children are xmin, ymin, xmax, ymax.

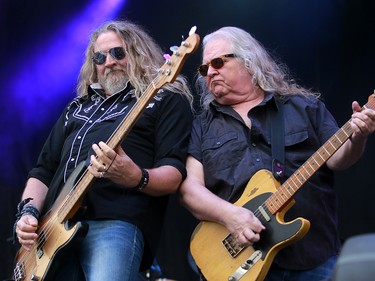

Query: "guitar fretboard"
<box><xmin>265</xmin><ymin>94</ymin><xmax>375</xmax><ymax>214</ymax></box>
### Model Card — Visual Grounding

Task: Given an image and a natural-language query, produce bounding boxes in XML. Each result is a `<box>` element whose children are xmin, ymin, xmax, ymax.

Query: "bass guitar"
<box><xmin>190</xmin><ymin>93</ymin><xmax>375</xmax><ymax>281</ymax></box>
<box><xmin>13</xmin><ymin>27</ymin><xmax>200</xmax><ymax>281</ymax></box>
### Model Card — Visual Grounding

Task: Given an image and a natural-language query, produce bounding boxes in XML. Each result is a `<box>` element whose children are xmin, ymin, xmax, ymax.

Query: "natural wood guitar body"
<box><xmin>191</xmin><ymin>169</ymin><xmax>310</xmax><ymax>281</ymax></box>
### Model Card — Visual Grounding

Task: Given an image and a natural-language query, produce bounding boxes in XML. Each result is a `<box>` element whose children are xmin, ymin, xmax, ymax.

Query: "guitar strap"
<box><xmin>268</xmin><ymin>99</ymin><xmax>285</xmax><ymax>181</ymax></box>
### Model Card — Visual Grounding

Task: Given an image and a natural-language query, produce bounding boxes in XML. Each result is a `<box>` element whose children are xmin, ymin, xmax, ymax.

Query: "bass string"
<box><xmin>15</xmin><ymin>213</ymin><xmax>60</xmax><ymax>278</ymax></box>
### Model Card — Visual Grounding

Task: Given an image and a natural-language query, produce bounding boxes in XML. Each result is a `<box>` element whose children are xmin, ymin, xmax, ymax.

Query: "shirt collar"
<box><xmin>88</xmin><ymin>80</ymin><xmax>131</xmax><ymax>99</ymax></box>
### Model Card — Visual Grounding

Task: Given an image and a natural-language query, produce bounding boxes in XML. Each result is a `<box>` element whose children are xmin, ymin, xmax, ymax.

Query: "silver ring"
<box><xmin>100</xmin><ymin>171</ymin><xmax>105</xmax><ymax>178</ymax></box>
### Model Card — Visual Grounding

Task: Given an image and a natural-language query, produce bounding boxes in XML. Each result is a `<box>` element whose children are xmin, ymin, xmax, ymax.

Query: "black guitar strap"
<box><xmin>268</xmin><ymin>100</ymin><xmax>285</xmax><ymax>181</ymax></box>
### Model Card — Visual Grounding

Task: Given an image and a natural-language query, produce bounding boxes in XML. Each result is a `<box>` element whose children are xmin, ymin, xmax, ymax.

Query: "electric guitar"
<box><xmin>12</xmin><ymin>27</ymin><xmax>200</xmax><ymax>281</ymax></box>
<box><xmin>190</xmin><ymin>93</ymin><xmax>375</xmax><ymax>281</ymax></box>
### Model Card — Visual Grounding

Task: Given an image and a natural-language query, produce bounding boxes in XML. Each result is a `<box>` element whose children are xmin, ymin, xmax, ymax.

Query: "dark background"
<box><xmin>1</xmin><ymin>0</ymin><xmax>374</xmax><ymax>280</ymax></box>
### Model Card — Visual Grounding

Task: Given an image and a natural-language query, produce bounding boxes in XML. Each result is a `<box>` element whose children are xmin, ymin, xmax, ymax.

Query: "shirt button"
<box><xmin>216</xmin><ymin>141</ymin><xmax>221</xmax><ymax>145</ymax></box>
<box><xmin>77</xmin><ymin>136</ymin><xmax>82</xmax><ymax>139</ymax></box>
<box><xmin>101</xmin><ymin>108</ymin><xmax>105</xmax><ymax>111</ymax></box>
<box><xmin>89</xmin><ymin>120</ymin><xmax>93</xmax><ymax>123</ymax></box>
<box><xmin>71</xmin><ymin>158</ymin><xmax>75</xmax><ymax>161</ymax></box>
<box><xmin>252</xmin><ymin>143</ymin><xmax>256</xmax><ymax>147</ymax></box>
<box><xmin>256</xmin><ymin>158</ymin><xmax>260</xmax><ymax>162</ymax></box>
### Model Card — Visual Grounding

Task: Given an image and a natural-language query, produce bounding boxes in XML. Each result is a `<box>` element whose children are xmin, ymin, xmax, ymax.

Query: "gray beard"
<box><xmin>100</xmin><ymin>70</ymin><xmax>128</xmax><ymax>95</ymax></box>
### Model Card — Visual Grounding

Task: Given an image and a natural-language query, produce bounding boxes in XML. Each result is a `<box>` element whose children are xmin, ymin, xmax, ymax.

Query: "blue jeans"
<box><xmin>54</xmin><ymin>220</ymin><xmax>145</xmax><ymax>281</ymax></box>
<box><xmin>79</xmin><ymin>220</ymin><xmax>145</xmax><ymax>281</ymax></box>
<box><xmin>265</xmin><ymin>256</ymin><xmax>337</xmax><ymax>281</ymax></box>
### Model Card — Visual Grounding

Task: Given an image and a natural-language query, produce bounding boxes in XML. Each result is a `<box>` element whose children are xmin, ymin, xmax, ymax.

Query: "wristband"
<box><xmin>13</xmin><ymin>198</ymin><xmax>40</xmax><ymax>243</ymax></box>
<box><xmin>20</xmin><ymin>205</ymin><xmax>40</xmax><ymax>220</ymax></box>
<box><xmin>132</xmin><ymin>168</ymin><xmax>149</xmax><ymax>191</ymax></box>
<box><xmin>15</xmin><ymin>198</ymin><xmax>40</xmax><ymax>220</ymax></box>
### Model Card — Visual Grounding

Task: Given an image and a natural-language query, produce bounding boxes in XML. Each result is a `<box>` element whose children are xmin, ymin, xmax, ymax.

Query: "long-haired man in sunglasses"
<box><xmin>180</xmin><ymin>26</ymin><xmax>375</xmax><ymax>281</ymax></box>
<box><xmin>14</xmin><ymin>20</ymin><xmax>193</xmax><ymax>280</ymax></box>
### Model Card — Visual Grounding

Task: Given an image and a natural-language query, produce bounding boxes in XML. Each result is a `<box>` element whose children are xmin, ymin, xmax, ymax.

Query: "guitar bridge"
<box><xmin>222</xmin><ymin>234</ymin><xmax>245</xmax><ymax>258</ymax></box>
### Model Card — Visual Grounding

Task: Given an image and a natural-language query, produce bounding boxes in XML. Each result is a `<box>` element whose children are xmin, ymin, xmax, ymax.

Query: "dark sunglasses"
<box><xmin>197</xmin><ymin>54</ymin><xmax>237</xmax><ymax>76</ymax></box>
<box><xmin>92</xmin><ymin>47</ymin><xmax>126</xmax><ymax>65</ymax></box>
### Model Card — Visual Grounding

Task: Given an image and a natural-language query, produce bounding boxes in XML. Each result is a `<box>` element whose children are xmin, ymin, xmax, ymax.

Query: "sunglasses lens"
<box><xmin>197</xmin><ymin>65</ymin><xmax>209</xmax><ymax>76</ymax></box>
<box><xmin>110</xmin><ymin>47</ymin><xmax>126</xmax><ymax>60</ymax></box>
<box><xmin>197</xmin><ymin>57</ymin><xmax>228</xmax><ymax>76</ymax></box>
<box><xmin>211</xmin><ymin>58</ymin><xmax>225</xmax><ymax>69</ymax></box>
<box><xmin>93</xmin><ymin>47</ymin><xmax>126</xmax><ymax>65</ymax></box>
<box><xmin>93</xmin><ymin>52</ymin><xmax>106</xmax><ymax>65</ymax></box>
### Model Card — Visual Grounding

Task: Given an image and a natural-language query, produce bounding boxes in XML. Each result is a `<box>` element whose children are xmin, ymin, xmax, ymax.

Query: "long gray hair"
<box><xmin>76</xmin><ymin>20</ymin><xmax>193</xmax><ymax>107</ymax></box>
<box><xmin>197</xmin><ymin>26</ymin><xmax>318</xmax><ymax>109</ymax></box>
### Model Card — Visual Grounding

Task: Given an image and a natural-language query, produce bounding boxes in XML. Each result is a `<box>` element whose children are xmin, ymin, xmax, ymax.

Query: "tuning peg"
<box><xmin>181</xmin><ymin>26</ymin><xmax>197</xmax><ymax>47</ymax></box>
<box><xmin>170</xmin><ymin>46</ymin><xmax>178</xmax><ymax>52</ymax></box>
<box><xmin>169</xmin><ymin>45</ymin><xmax>180</xmax><ymax>56</ymax></box>
<box><xmin>163</xmin><ymin>54</ymin><xmax>172</xmax><ymax>65</ymax></box>
<box><xmin>189</xmin><ymin>26</ymin><xmax>197</xmax><ymax>36</ymax></box>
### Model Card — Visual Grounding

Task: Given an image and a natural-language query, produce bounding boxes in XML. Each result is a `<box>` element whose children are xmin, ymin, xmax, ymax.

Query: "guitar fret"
<box><xmin>314</xmin><ymin>150</ymin><xmax>326</xmax><ymax>164</ymax></box>
<box><xmin>301</xmin><ymin>166</ymin><xmax>312</xmax><ymax>178</ymax></box>
<box><xmin>279</xmin><ymin>191</ymin><xmax>287</xmax><ymax>200</ymax></box>
<box><xmin>303</xmin><ymin>164</ymin><xmax>313</xmax><ymax>177</ymax></box>
<box><xmin>325</xmin><ymin>138</ymin><xmax>336</xmax><ymax>152</ymax></box>
<box><xmin>266</xmin><ymin>184</ymin><xmax>292</xmax><ymax>213</ymax></box>
<box><xmin>344</xmin><ymin>127</ymin><xmax>351</xmax><ymax>136</ymax></box>
<box><xmin>284</xmin><ymin>184</ymin><xmax>293</xmax><ymax>196</ymax></box>
<box><xmin>298</xmin><ymin>170</ymin><xmax>307</xmax><ymax>181</ymax></box>
<box><xmin>321</xmin><ymin>145</ymin><xmax>330</xmax><ymax>157</ymax></box>
<box><xmin>329</xmin><ymin>138</ymin><xmax>340</xmax><ymax>151</ymax></box>
<box><xmin>294</xmin><ymin>172</ymin><xmax>304</xmax><ymax>184</ymax></box>
<box><xmin>308</xmin><ymin>159</ymin><xmax>317</xmax><ymax>169</ymax></box>
<box><xmin>286</xmin><ymin>181</ymin><xmax>296</xmax><ymax>197</ymax></box>
<box><xmin>289</xmin><ymin>176</ymin><xmax>298</xmax><ymax>191</ymax></box>
<box><xmin>270</xmin><ymin>196</ymin><xmax>282</xmax><ymax>209</ymax></box>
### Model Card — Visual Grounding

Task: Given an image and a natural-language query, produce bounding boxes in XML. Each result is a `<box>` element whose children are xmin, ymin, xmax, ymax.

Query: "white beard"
<box><xmin>99</xmin><ymin>68</ymin><xmax>128</xmax><ymax>95</ymax></box>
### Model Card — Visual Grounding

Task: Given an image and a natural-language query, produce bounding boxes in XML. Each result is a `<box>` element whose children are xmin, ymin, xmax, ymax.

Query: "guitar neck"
<box><xmin>265</xmin><ymin>91</ymin><xmax>375</xmax><ymax>213</ymax></box>
<box><xmin>107</xmin><ymin>78</ymin><xmax>166</xmax><ymax>149</ymax></box>
<box><xmin>264</xmin><ymin>93</ymin><xmax>375</xmax><ymax>213</ymax></box>
<box><xmin>265</xmin><ymin>121</ymin><xmax>352</xmax><ymax>214</ymax></box>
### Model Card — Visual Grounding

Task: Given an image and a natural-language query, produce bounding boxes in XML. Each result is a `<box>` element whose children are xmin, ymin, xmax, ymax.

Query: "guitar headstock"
<box><xmin>156</xmin><ymin>26</ymin><xmax>200</xmax><ymax>85</ymax></box>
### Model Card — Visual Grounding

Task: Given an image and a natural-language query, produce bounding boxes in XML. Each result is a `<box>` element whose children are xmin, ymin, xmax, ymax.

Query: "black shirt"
<box><xmin>188</xmin><ymin>92</ymin><xmax>341</xmax><ymax>270</ymax></box>
<box><xmin>28</xmin><ymin>83</ymin><xmax>193</xmax><ymax>266</ymax></box>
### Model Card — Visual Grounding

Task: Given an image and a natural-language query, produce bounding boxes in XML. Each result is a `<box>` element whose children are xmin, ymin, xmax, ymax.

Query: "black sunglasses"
<box><xmin>93</xmin><ymin>47</ymin><xmax>126</xmax><ymax>65</ymax></box>
<box><xmin>197</xmin><ymin>54</ymin><xmax>237</xmax><ymax>76</ymax></box>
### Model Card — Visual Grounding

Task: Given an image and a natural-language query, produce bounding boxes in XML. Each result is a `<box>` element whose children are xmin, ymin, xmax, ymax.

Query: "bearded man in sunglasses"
<box><xmin>180</xmin><ymin>26</ymin><xmax>375</xmax><ymax>281</ymax></box>
<box><xmin>14</xmin><ymin>20</ymin><xmax>193</xmax><ymax>281</ymax></box>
